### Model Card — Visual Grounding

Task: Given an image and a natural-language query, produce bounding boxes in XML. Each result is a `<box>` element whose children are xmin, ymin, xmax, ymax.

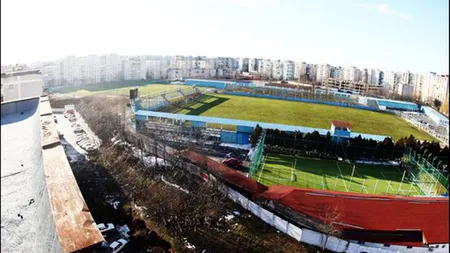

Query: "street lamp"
<box><xmin>437</xmin><ymin>160</ymin><xmax>442</xmax><ymax>171</ymax></box>
<box><xmin>432</xmin><ymin>157</ymin><xmax>437</xmax><ymax>167</ymax></box>
<box><xmin>422</xmin><ymin>149</ymin><xmax>428</xmax><ymax>164</ymax></box>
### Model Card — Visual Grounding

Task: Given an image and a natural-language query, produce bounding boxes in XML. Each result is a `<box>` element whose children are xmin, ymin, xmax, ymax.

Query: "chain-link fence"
<box><xmin>248</xmin><ymin>130</ymin><xmax>266</xmax><ymax>177</ymax></box>
<box><xmin>405</xmin><ymin>147</ymin><xmax>449</xmax><ymax>196</ymax></box>
<box><xmin>223</xmin><ymin>84</ymin><xmax>366</xmax><ymax>106</ymax></box>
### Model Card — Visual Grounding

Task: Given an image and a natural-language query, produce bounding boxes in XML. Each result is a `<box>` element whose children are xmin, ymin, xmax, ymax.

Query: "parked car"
<box><xmin>85</xmin><ymin>146</ymin><xmax>96</xmax><ymax>152</ymax></box>
<box><xmin>222</xmin><ymin>158</ymin><xmax>243</xmax><ymax>167</ymax></box>
<box><xmin>84</xmin><ymin>143</ymin><xmax>95</xmax><ymax>149</ymax></box>
<box><xmin>79</xmin><ymin>140</ymin><xmax>91</xmax><ymax>146</ymax></box>
<box><xmin>97</xmin><ymin>223</ymin><xmax>115</xmax><ymax>233</ymax></box>
<box><xmin>108</xmin><ymin>239</ymin><xmax>128</xmax><ymax>253</ymax></box>
<box><xmin>76</xmin><ymin>137</ymin><xmax>88</xmax><ymax>144</ymax></box>
<box><xmin>73</xmin><ymin>127</ymin><xmax>84</xmax><ymax>133</ymax></box>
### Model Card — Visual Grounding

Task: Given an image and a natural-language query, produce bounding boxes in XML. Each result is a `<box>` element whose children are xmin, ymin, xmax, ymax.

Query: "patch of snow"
<box><xmin>112</xmin><ymin>139</ymin><xmax>121</xmax><ymax>146</ymax></box>
<box><xmin>161</xmin><ymin>176</ymin><xmax>190</xmax><ymax>194</ymax></box>
<box><xmin>232</xmin><ymin>211</ymin><xmax>241</xmax><ymax>216</ymax></box>
<box><xmin>106</xmin><ymin>199</ymin><xmax>120</xmax><ymax>210</ymax></box>
<box><xmin>182</xmin><ymin>238</ymin><xmax>196</xmax><ymax>250</ymax></box>
<box><xmin>247</xmin><ymin>148</ymin><xmax>255</xmax><ymax>159</ymax></box>
<box><xmin>224</xmin><ymin>214</ymin><xmax>235</xmax><ymax>221</ymax></box>
<box><xmin>219</xmin><ymin>143</ymin><xmax>251</xmax><ymax>150</ymax></box>
<box><xmin>134</xmin><ymin>203</ymin><xmax>148</xmax><ymax>212</ymax></box>
<box><xmin>117</xmin><ymin>139</ymin><xmax>169</xmax><ymax>167</ymax></box>
<box><xmin>142</xmin><ymin>156</ymin><xmax>168</xmax><ymax>167</ymax></box>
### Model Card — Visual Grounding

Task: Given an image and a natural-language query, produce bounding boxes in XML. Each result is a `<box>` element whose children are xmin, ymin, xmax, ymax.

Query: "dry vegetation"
<box><xmin>55</xmin><ymin>94</ymin><xmax>317</xmax><ymax>253</ymax></box>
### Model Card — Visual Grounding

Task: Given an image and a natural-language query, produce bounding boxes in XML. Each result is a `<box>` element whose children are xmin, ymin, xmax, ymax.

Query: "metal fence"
<box><xmin>249</xmin><ymin>130</ymin><xmax>266</xmax><ymax>177</ymax></box>
<box><xmin>223</xmin><ymin>84</ymin><xmax>381</xmax><ymax>111</ymax></box>
<box><xmin>405</xmin><ymin>147</ymin><xmax>449</xmax><ymax>196</ymax></box>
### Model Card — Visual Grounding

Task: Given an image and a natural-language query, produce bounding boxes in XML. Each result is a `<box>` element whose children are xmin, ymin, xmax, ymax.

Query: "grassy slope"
<box><xmin>258</xmin><ymin>154</ymin><xmax>421</xmax><ymax>196</ymax></box>
<box><xmin>187</xmin><ymin>94</ymin><xmax>435</xmax><ymax>141</ymax></box>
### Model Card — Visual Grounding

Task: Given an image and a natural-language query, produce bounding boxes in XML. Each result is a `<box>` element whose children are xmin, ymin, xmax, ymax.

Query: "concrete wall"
<box><xmin>1</xmin><ymin>98</ymin><xmax>62</xmax><ymax>253</ymax></box>
<box><xmin>1</xmin><ymin>74</ymin><xmax>43</xmax><ymax>102</ymax></box>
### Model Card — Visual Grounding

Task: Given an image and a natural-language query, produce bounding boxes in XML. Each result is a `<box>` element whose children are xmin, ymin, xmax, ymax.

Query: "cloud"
<box><xmin>361</xmin><ymin>3</ymin><xmax>412</xmax><ymax>20</ymax></box>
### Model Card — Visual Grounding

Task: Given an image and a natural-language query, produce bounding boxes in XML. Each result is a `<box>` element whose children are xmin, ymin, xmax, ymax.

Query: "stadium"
<box><xmin>126</xmin><ymin>79</ymin><xmax>448</xmax><ymax>251</ymax></box>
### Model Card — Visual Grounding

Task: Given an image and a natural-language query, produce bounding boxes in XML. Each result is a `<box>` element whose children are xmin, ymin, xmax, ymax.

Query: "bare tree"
<box><xmin>317</xmin><ymin>205</ymin><xmax>342</xmax><ymax>249</ymax></box>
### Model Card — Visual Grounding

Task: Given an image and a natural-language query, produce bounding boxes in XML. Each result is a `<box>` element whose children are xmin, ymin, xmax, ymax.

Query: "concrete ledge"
<box><xmin>40</xmin><ymin>100</ymin><xmax>104</xmax><ymax>252</ymax></box>
<box><xmin>42</xmin><ymin>144</ymin><xmax>104</xmax><ymax>252</ymax></box>
<box><xmin>40</xmin><ymin>114</ymin><xmax>60</xmax><ymax>149</ymax></box>
<box><xmin>40</xmin><ymin>95</ymin><xmax>49</xmax><ymax>102</ymax></box>
<box><xmin>40</xmin><ymin>99</ymin><xmax>53</xmax><ymax>116</ymax></box>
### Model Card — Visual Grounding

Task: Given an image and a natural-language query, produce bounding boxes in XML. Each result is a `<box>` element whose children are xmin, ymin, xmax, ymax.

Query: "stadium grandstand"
<box><xmin>422</xmin><ymin>106</ymin><xmax>449</xmax><ymax>127</ymax></box>
<box><xmin>132</xmin><ymin>82</ymin><xmax>449</xmax><ymax>252</ymax></box>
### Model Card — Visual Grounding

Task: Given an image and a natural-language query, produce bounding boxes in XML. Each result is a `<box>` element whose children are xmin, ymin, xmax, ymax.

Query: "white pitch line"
<box><xmin>336</xmin><ymin>162</ymin><xmax>344</xmax><ymax>177</ymax></box>
<box><xmin>257</xmin><ymin>155</ymin><xmax>267</xmax><ymax>182</ymax></box>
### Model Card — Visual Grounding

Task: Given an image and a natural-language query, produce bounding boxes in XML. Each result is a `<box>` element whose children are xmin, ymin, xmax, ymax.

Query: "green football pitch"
<box><xmin>255</xmin><ymin>153</ymin><xmax>422</xmax><ymax>196</ymax></box>
<box><xmin>164</xmin><ymin>94</ymin><xmax>436</xmax><ymax>142</ymax></box>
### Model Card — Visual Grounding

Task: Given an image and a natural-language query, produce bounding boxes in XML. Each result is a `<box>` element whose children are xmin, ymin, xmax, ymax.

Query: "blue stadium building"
<box><xmin>184</xmin><ymin>79</ymin><xmax>254</xmax><ymax>89</ymax></box>
<box><xmin>422</xmin><ymin>106</ymin><xmax>449</xmax><ymax>127</ymax></box>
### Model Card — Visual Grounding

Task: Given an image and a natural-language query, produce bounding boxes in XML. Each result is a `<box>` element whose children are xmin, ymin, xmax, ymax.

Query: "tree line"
<box><xmin>261</xmin><ymin>128</ymin><xmax>448</xmax><ymax>169</ymax></box>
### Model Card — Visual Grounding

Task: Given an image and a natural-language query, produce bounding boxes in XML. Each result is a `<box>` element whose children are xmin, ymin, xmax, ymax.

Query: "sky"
<box><xmin>1</xmin><ymin>0</ymin><xmax>448</xmax><ymax>73</ymax></box>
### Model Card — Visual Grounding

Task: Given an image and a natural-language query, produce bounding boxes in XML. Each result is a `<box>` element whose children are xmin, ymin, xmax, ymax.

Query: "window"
<box><xmin>384</xmin><ymin>244</ymin><xmax>390</xmax><ymax>247</ymax></box>
<box><xmin>442</xmin><ymin>245</ymin><xmax>446</xmax><ymax>248</ymax></box>
<box><xmin>406</xmin><ymin>246</ymin><xmax>412</xmax><ymax>249</ymax></box>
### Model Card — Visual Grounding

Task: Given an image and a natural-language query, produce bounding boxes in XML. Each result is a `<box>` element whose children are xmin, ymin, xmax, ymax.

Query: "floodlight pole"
<box><xmin>427</xmin><ymin>153</ymin><xmax>432</xmax><ymax>163</ymax></box>
<box><xmin>432</xmin><ymin>157</ymin><xmax>437</xmax><ymax>167</ymax></box>
<box><xmin>373</xmin><ymin>179</ymin><xmax>379</xmax><ymax>194</ymax></box>
<box><xmin>399</xmin><ymin>169</ymin><xmax>406</xmax><ymax>192</ymax></box>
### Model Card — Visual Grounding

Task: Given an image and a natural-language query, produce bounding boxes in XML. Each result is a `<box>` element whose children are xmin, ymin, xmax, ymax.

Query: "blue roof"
<box><xmin>135</xmin><ymin>110</ymin><xmax>391</xmax><ymax>141</ymax></box>
<box><xmin>185</xmin><ymin>79</ymin><xmax>236</xmax><ymax>84</ymax></box>
<box><xmin>373</xmin><ymin>98</ymin><xmax>417</xmax><ymax>106</ymax></box>
<box><xmin>422</xmin><ymin>106</ymin><xmax>449</xmax><ymax>122</ymax></box>
<box><xmin>350</xmin><ymin>132</ymin><xmax>390</xmax><ymax>142</ymax></box>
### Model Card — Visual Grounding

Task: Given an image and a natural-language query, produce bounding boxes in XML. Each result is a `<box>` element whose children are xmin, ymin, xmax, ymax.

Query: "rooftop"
<box><xmin>1</xmin><ymin>96</ymin><xmax>103</xmax><ymax>253</ymax></box>
<box><xmin>331</xmin><ymin>120</ymin><xmax>353</xmax><ymax>129</ymax></box>
<box><xmin>422</xmin><ymin>106</ymin><xmax>449</xmax><ymax>122</ymax></box>
<box><xmin>257</xmin><ymin>186</ymin><xmax>449</xmax><ymax>246</ymax></box>
<box><xmin>39</xmin><ymin>97</ymin><xmax>104</xmax><ymax>252</ymax></box>
<box><xmin>1</xmin><ymin>69</ymin><xmax>41</xmax><ymax>78</ymax></box>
